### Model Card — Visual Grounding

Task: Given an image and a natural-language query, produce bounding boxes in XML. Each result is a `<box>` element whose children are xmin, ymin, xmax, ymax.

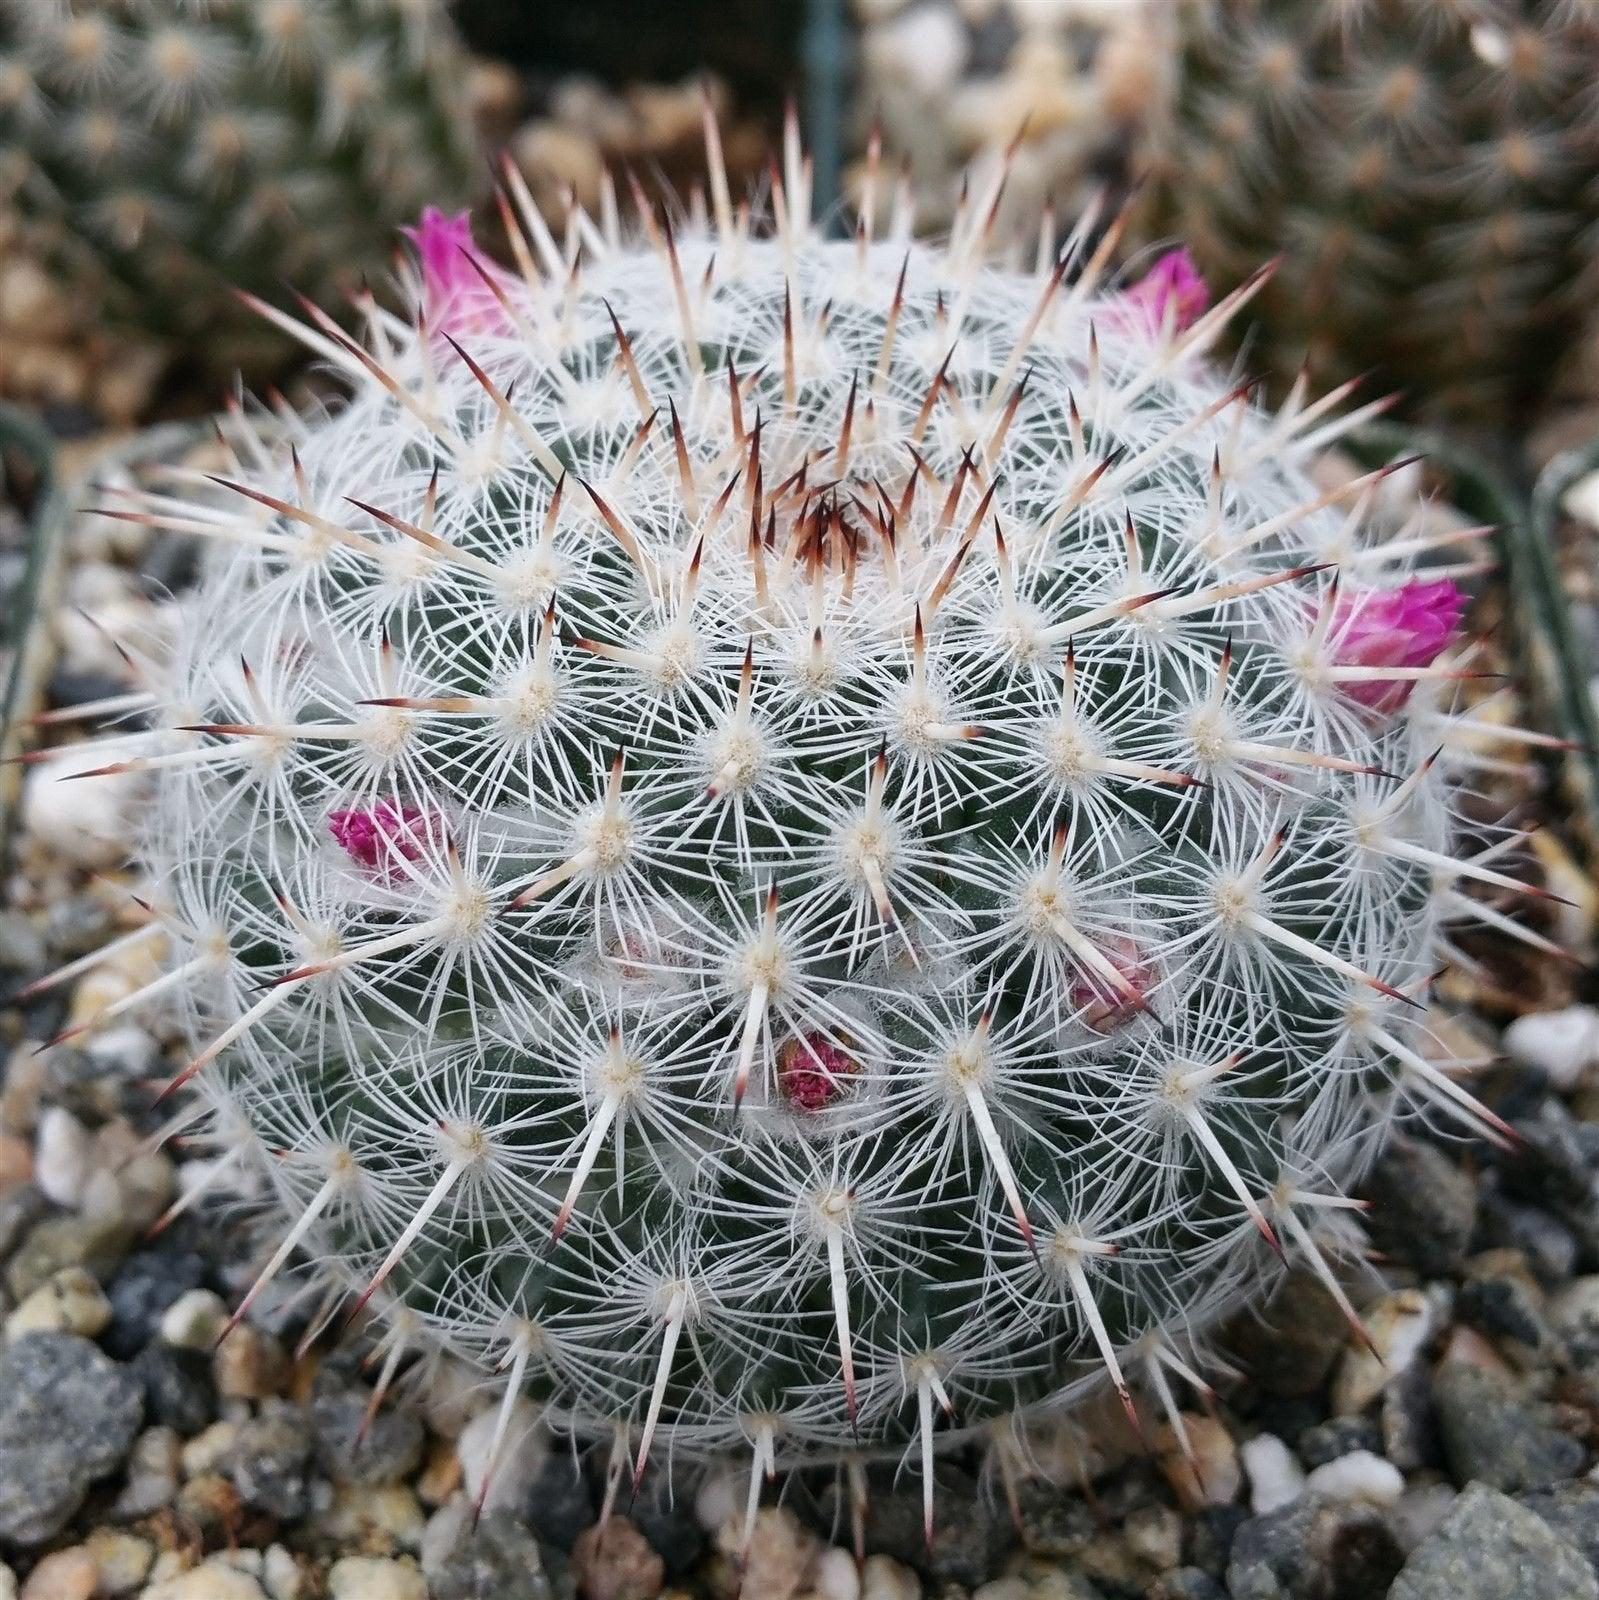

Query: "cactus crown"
<box><xmin>46</xmin><ymin>124</ymin><xmax>1533</xmax><ymax>1529</ymax></box>
<box><xmin>0</xmin><ymin>0</ymin><xmax>477</xmax><ymax>364</ymax></box>
<box><xmin>1153</xmin><ymin>0</ymin><xmax>1599</xmax><ymax>422</ymax></box>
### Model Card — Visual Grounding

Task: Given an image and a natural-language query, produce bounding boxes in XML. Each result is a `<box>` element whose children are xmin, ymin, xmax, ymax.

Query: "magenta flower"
<box><xmin>777</xmin><ymin>1032</ymin><xmax>858</xmax><ymax>1112</ymax></box>
<box><xmin>1325</xmin><ymin>578</ymin><xmax>1466</xmax><ymax>712</ymax></box>
<box><xmin>328</xmin><ymin>801</ymin><xmax>443</xmax><ymax>873</ymax></box>
<box><xmin>403</xmin><ymin>207</ymin><xmax>507</xmax><ymax>336</ymax></box>
<box><xmin>1116</xmin><ymin>248</ymin><xmax>1209</xmax><ymax>335</ymax></box>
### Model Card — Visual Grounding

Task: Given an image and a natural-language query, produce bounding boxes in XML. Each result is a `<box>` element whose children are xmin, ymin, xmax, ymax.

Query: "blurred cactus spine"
<box><xmin>1151</xmin><ymin>0</ymin><xmax>1599</xmax><ymax>425</ymax></box>
<box><xmin>0</xmin><ymin>0</ymin><xmax>479</xmax><ymax>371</ymax></box>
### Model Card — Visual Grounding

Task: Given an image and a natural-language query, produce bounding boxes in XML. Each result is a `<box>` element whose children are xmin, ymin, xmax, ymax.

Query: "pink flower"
<box><xmin>1325</xmin><ymin>579</ymin><xmax>1466</xmax><ymax>712</ymax></box>
<box><xmin>777</xmin><ymin>1033</ymin><xmax>858</xmax><ymax>1112</ymax></box>
<box><xmin>328</xmin><ymin>801</ymin><xmax>443</xmax><ymax>873</ymax></box>
<box><xmin>1068</xmin><ymin>937</ymin><xmax>1153</xmax><ymax>1033</ymax></box>
<box><xmin>403</xmin><ymin>207</ymin><xmax>508</xmax><ymax>336</ymax></box>
<box><xmin>1116</xmin><ymin>248</ymin><xmax>1209</xmax><ymax>335</ymax></box>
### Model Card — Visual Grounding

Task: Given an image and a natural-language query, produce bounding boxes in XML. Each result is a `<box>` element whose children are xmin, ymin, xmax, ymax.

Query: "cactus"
<box><xmin>0</xmin><ymin>0</ymin><xmax>478</xmax><ymax>370</ymax></box>
<box><xmin>1149</xmin><ymin>0</ymin><xmax>1599</xmax><ymax>424</ymax></box>
<box><xmin>30</xmin><ymin>129</ymin><xmax>1545</xmax><ymax>1531</ymax></box>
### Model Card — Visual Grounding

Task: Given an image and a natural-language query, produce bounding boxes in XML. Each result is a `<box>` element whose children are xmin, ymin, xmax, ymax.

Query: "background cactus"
<box><xmin>40</xmin><ymin>134</ymin><xmax>1541</xmax><ymax>1527</ymax></box>
<box><xmin>0</xmin><ymin>0</ymin><xmax>478</xmax><ymax>372</ymax></box>
<box><xmin>1148</xmin><ymin>0</ymin><xmax>1599</xmax><ymax>425</ymax></box>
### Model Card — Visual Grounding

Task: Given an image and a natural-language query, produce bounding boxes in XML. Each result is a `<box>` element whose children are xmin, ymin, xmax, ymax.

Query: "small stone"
<box><xmin>628</xmin><ymin>1471</ymin><xmax>704</xmax><ymax>1577</ymax></box>
<box><xmin>32</xmin><ymin>1108</ymin><xmax>91</xmax><ymax>1210</ymax></box>
<box><xmin>1380</xmin><ymin>1356</ymin><xmax>1438</xmax><ymax>1473</ymax></box>
<box><xmin>20</xmin><ymin>746</ymin><xmax>139</xmax><ymax>869</ymax></box>
<box><xmin>1551</xmin><ymin>1275</ymin><xmax>1599</xmax><ymax>1379</ymax></box>
<box><xmin>322</xmin><ymin>1485</ymin><xmax>426</xmax><ymax>1553</ymax></box>
<box><xmin>1150</xmin><ymin>1573</ymin><xmax>1226</xmax><ymax>1600</ymax></box>
<box><xmin>1514</xmin><ymin>1479</ymin><xmax>1599</xmax><ymax>1571</ymax></box>
<box><xmin>109</xmin><ymin>1426</ymin><xmax>182</xmax><ymax>1518</ymax></box>
<box><xmin>457</xmin><ymin>1397</ymin><xmax>544</xmax><ymax>1515</ymax></box>
<box><xmin>227</xmin><ymin>1402</ymin><xmax>318</xmax><ymax>1520</ymax></box>
<box><xmin>0</xmin><ymin>1334</ymin><xmax>143</xmax><ymax>1544</ymax></box>
<box><xmin>1241</xmin><ymin>1434</ymin><xmax>1304</xmax><ymax>1515</ymax></box>
<box><xmin>213</xmin><ymin>1323</ymin><xmax>289</xmax><ymax>1400</ymax></box>
<box><xmin>4</xmin><ymin>1267</ymin><xmax>111</xmax><ymax>1339</ymax></box>
<box><xmin>0</xmin><ymin>1568</ymin><xmax>13</xmax><ymax>1600</ymax></box>
<box><xmin>1015</xmin><ymin>1482</ymin><xmax>1095</xmax><ymax>1557</ymax></box>
<box><xmin>1227</xmin><ymin>1272</ymin><xmax>1348</xmax><ymax>1398</ymax></box>
<box><xmin>6</xmin><ymin>1213</ymin><xmax>132</xmax><ymax>1301</ymax></box>
<box><xmin>17</xmin><ymin>1548</ymin><xmax>97</xmax><ymax>1600</ymax></box>
<box><xmin>261</xmin><ymin>1546</ymin><xmax>304</xmax><ymax>1600</ymax></box>
<box><xmin>1228</xmin><ymin>1496</ymin><xmax>1405</xmax><ymax>1600</ymax></box>
<box><xmin>104</xmin><ymin>1250</ymin><xmax>208</xmax><ymax>1359</ymax></box>
<box><xmin>310</xmin><ymin>1370</ymin><xmax>425</xmax><ymax>1486</ymax></box>
<box><xmin>1301</xmin><ymin>1451</ymin><xmax>1404</xmax><ymax>1506</ymax></box>
<box><xmin>1123</xmin><ymin>1503</ymin><xmax>1182</xmax><ymax>1571</ymax></box>
<box><xmin>571</xmin><ymin>1517</ymin><xmax>665</xmax><ymax>1600</ymax></box>
<box><xmin>81</xmin><ymin>1528</ymin><xmax>153</xmax><ymax>1594</ymax></box>
<box><xmin>1457</xmin><ymin>1250</ymin><xmax>1557</xmax><ymax>1366</ymax></box>
<box><xmin>130</xmin><ymin>1342</ymin><xmax>217</xmax><ymax>1434</ymax></box>
<box><xmin>811</xmin><ymin>1547</ymin><xmax>860</xmax><ymax>1600</ymax></box>
<box><xmin>1295</xmin><ymin>1417</ymin><xmax>1381</xmax><ymax>1469</ymax></box>
<box><xmin>1158</xmin><ymin>1414</ymin><xmax>1241</xmax><ymax>1510</ymax></box>
<box><xmin>426</xmin><ymin>1506</ymin><xmax>554</xmax><ymax>1600</ymax></box>
<box><xmin>860</xmin><ymin>1556</ymin><xmax>920</xmax><ymax>1600</ymax></box>
<box><xmin>1361</xmin><ymin>1135</ymin><xmax>1477</xmax><ymax>1277</ymax></box>
<box><xmin>141</xmin><ymin>1560</ymin><xmax>268</xmax><ymax>1600</ymax></box>
<box><xmin>848</xmin><ymin>1467</ymin><xmax>1005</xmax><ymax>1586</ymax></box>
<box><xmin>1432</xmin><ymin>1361</ymin><xmax>1584</xmax><ymax>1493</ymax></box>
<box><xmin>522</xmin><ymin>1454</ymin><xmax>595</xmax><ymax>1551</ymax></box>
<box><xmin>1503</xmin><ymin>1004</ymin><xmax>1599</xmax><ymax>1089</ymax></box>
<box><xmin>1389</xmin><ymin>1482</ymin><xmax>1596</xmax><ymax>1600</ymax></box>
<box><xmin>326</xmin><ymin>1557</ymin><xmax>427</xmax><ymax>1600</ymax></box>
<box><xmin>160</xmin><ymin>1288</ymin><xmax>228</xmax><ymax>1349</ymax></box>
<box><xmin>1332</xmin><ymin>1289</ymin><xmax>1441</xmax><ymax>1416</ymax></box>
<box><xmin>183</xmin><ymin>1419</ymin><xmax>243</xmax><ymax>1478</ymax></box>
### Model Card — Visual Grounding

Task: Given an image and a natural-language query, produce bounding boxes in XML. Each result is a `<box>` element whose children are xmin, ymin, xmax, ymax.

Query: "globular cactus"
<box><xmin>31</xmin><ymin>127</ymin><xmax>1545</xmax><ymax>1534</ymax></box>
<box><xmin>1149</xmin><ymin>0</ymin><xmax>1599</xmax><ymax>424</ymax></box>
<box><xmin>0</xmin><ymin>0</ymin><xmax>477</xmax><ymax>370</ymax></box>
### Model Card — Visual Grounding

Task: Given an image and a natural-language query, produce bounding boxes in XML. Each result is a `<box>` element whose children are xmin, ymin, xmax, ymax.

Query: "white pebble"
<box><xmin>33</xmin><ymin>1107</ymin><xmax>91</xmax><ymax>1209</ymax></box>
<box><xmin>456</xmin><ymin>1398</ymin><xmax>545</xmax><ymax>1515</ymax></box>
<box><xmin>866</xmin><ymin>5</ymin><xmax>968</xmax><ymax>97</ymax></box>
<box><xmin>861</xmin><ymin>1555</ymin><xmax>920</xmax><ymax>1600</ymax></box>
<box><xmin>160</xmin><ymin>1288</ymin><xmax>228</xmax><ymax>1349</ymax></box>
<box><xmin>326</xmin><ymin>1557</ymin><xmax>427</xmax><ymax>1600</ymax></box>
<box><xmin>84</xmin><ymin>1025</ymin><xmax>160</xmax><ymax>1077</ymax></box>
<box><xmin>141</xmin><ymin>1561</ymin><xmax>267</xmax><ymax>1600</ymax></box>
<box><xmin>1564</xmin><ymin>469</ymin><xmax>1599</xmax><ymax>531</ymax></box>
<box><xmin>1504</xmin><ymin>1006</ymin><xmax>1599</xmax><ymax>1090</ymax></box>
<box><xmin>812</xmin><ymin>1546</ymin><xmax>861</xmax><ymax>1600</ymax></box>
<box><xmin>261</xmin><ymin>1546</ymin><xmax>302</xmax><ymax>1600</ymax></box>
<box><xmin>695</xmin><ymin>1468</ymin><xmax>739</xmax><ymax>1533</ymax></box>
<box><xmin>0</xmin><ymin>1562</ymin><xmax>14</xmax><ymax>1600</ymax></box>
<box><xmin>1303</xmin><ymin>1450</ymin><xmax>1405</xmax><ymax>1506</ymax></box>
<box><xmin>5</xmin><ymin>1267</ymin><xmax>111</xmax><ymax>1340</ymax></box>
<box><xmin>20</xmin><ymin>742</ymin><xmax>141</xmax><ymax>868</ymax></box>
<box><xmin>1241</xmin><ymin>1432</ymin><xmax>1305</xmax><ymax>1515</ymax></box>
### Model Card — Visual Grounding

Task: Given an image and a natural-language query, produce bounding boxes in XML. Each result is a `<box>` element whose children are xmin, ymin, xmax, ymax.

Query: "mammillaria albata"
<box><xmin>24</xmin><ymin>117</ymin><xmax>1549</xmax><ymax>1541</ymax></box>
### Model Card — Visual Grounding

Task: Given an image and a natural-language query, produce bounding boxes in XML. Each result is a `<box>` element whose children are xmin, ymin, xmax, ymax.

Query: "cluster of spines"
<box><xmin>9</xmin><ymin>102</ymin><xmax>1568</xmax><ymax>1552</ymax></box>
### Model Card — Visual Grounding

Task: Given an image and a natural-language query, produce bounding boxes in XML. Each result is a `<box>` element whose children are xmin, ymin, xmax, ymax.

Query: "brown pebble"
<box><xmin>571</xmin><ymin>1516</ymin><xmax>666</xmax><ymax>1600</ymax></box>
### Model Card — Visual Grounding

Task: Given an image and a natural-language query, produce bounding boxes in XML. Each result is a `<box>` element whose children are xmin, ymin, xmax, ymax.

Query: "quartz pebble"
<box><xmin>1333</xmin><ymin>1289</ymin><xmax>1441</xmax><ymax>1415</ymax></box>
<box><xmin>325</xmin><ymin>1557</ymin><xmax>428</xmax><ymax>1600</ymax></box>
<box><xmin>1504</xmin><ymin>1006</ymin><xmax>1599</xmax><ymax>1090</ymax></box>
<box><xmin>160</xmin><ymin>1288</ymin><xmax>228</xmax><ymax>1349</ymax></box>
<box><xmin>4</xmin><ymin>1268</ymin><xmax>112</xmax><ymax>1340</ymax></box>
<box><xmin>16</xmin><ymin>1548</ymin><xmax>96</xmax><ymax>1600</ymax></box>
<box><xmin>456</xmin><ymin>1398</ymin><xmax>544</xmax><ymax>1515</ymax></box>
<box><xmin>1241</xmin><ymin>1433</ymin><xmax>1305</xmax><ymax>1515</ymax></box>
<box><xmin>32</xmin><ymin>1108</ymin><xmax>91</xmax><ymax>1210</ymax></box>
<box><xmin>1302</xmin><ymin>1450</ymin><xmax>1405</xmax><ymax>1505</ymax></box>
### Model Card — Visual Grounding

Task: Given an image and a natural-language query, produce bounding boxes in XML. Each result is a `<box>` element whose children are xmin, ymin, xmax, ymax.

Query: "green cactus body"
<box><xmin>0</xmin><ymin>0</ymin><xmax>477</xmax><ymax>369</ymax></box>
<box><xmin>1153</xmin><ymin>0</ymin><xmax>1599</xmax><ymax>424</ymax></box>
<box><xmin>40</xmin><ymin>148</ymin><xmax>1532</xmax><ymax>1527</ymax></box>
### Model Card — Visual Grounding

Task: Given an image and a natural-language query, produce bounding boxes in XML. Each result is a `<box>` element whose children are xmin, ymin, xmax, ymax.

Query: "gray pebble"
<box><xmin>1296</xmin><ymin>1417</ymin><xmax>1382</xmax><ymax>1470</ymax></box>
<box><xmin>1017</xmin><ymin>1483</ymin><xmax>1097</xmax><ymax>1559</ymax></box>
<box><xmin>1228</xmin><ymin>1495</ymin><xmax>1404</xmax><ymax>1600</ymax></box>
<box><xmin>521</xmin><ymin>1456</ymin><xmax>594</xmax><ymax>1554</ymax></box>
<box><xmin>1389</xmin><ymin>1482</ymin><xmax>1596</xmax><ymax>1600</ymax></box>
<box><xmin>1151</xmin><ymin>1571</ymin><xmax>1229</xmax><ymax>1600</ymax></box>
<box><xmin>1226</xmin><ymin>1272</ymin><xmax>1348</xmax><ymax>1399</ymax></box>
<box><xmin>0</xmin><ymin>912</ymin><xmax>46</xmax><ymax>978</ymax></box>
<box><xmin>227</xmin><ymin>1401</ymin><xmax>318</xmax><ymax>1521</ymax></box>
<box><xmin>1433</xmin><ymin>1363</ymin><xmax>1585</xmax><ymax>1493</ymax></box>
<box><xmin>104</xmin><ymin>1249</ymin><xmax>209</xmax><ymax>1359</ymax></box>
<box><xmin>430</xmin><ymin>1510</ymin><xmax>559</xmax><ymax>1600</ymax></box>
<box><xmin>309</xmin><ymin>1368</ymin><xmax>425</xmax><ymax>1486</ymax></box>
<box><xmin>847</xmin><ymin>1466</ymin><xmax>1011</xmax><ymax>1586</ymax></box>
<box><xmin>129</xmin><ymin>1342</ymin><xmax>217</xmax><ymax>1436</ymax></box>
<box><xmin>0</xmin><ymin>1333</ymin><xmax>143</xmax><ymax>1545</ymax></box>
<box><xmin>629</xmin><ymin>1470</ymin><xmax>704</xmax><ymax>1577</ymax></box>
<box><xmin>1381</xmin><ymin>1357</ymin><xmax>1439</xmax><ymax>1473</ymax></box>
<box><xmin>1514</xmin><ymin>1480</ymin><xmax>1599</xmax><ymax>1573</ymax></box>
<box><xmin>1362</xmin><ymin>1135</ymin><xmax>1478</xmax><ymax>1278</ymax></box>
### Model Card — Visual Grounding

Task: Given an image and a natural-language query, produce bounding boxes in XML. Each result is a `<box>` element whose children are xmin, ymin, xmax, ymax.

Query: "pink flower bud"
<box><xmin>1067</xmin><ymin>937</ymin><xmax>1153</xmax><ymax>1033</ymax></box>
<box><xmin>1325</xmin><ymin>578</ymin><xmax>1466</xmax><ymax>712</ymax></box>
<box><xmin>1116</xmin><ymin>248</ymin><xmax>1209</xmax><ymax>335</ymax></box>
<box><xmin>328</xmin><ymin>801</ymin><xmax>444</xmax><ymax>873</ymax></box>
<box><xmin>403</xmin><ymin>207</ymin><xmax>507</xmax><ymax>336</ymax></box>
<box><xmin>777</xmin><ymin>1033</ymin><xmax>858</xmax><ymax>1112</ymax></box>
